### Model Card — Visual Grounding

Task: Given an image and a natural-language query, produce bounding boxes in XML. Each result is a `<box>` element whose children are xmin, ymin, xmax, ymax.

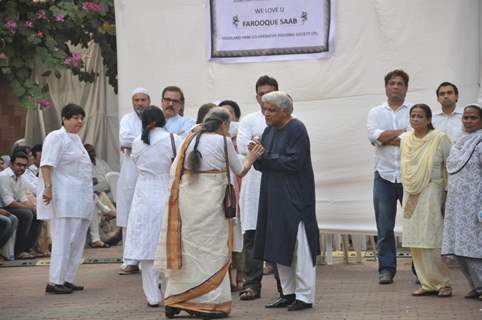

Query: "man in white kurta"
<box><xmin>37</xmin><ymin>120</ymin><xmax>94</xmax><ymax>294</ymax></box>
<box><xmin>433</xmin><ymin>82</ymin><xmax>463</xmax><ymax>143</ymax></box>
<box><xmin>117</xmin><ymin>87</ymin><xmax>151</xmax><ymax>274</ymax></box>
<box><xmin>160</xmin><ymin>86</ymin><xmax>194</xmax><ymax>137</ymax></box>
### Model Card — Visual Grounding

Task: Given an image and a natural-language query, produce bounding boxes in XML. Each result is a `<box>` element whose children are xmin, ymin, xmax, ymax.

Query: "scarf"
<box><xmin>447</xmin><ymin>129</ymin><xmax>482</xmax><ymax>174</ymax></box>
<box><xmin>401</xmin><ymin>130</ymin><xmax>446</xmax><ymax>218</ymax></box>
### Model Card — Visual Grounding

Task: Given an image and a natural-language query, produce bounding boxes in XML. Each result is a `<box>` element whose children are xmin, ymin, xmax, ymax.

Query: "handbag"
<box><xmin>223</xmin><ymin>136</ymin><xmax>237</xmax><ymax>218</ymax></box>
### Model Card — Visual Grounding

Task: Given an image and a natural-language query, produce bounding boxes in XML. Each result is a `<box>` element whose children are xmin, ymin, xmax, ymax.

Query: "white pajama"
<box><xmin>49</xmin><ymin>217</ymin><xmax>90</xmax><ymax>285</ymax></box>
<box><xmin>277</xmin><ymin>222</ymin><xmax>316</xmax><ymax>304</ymax></box>
<box><xmin>89</xmin><ymin>210</ymin><xmax>101</xmax><ymax>243</ymax></box>
<box><xmin>140</xmin><ymin>260</ymin><xmax>164</xmax><ymax>304</ymax></box>
<box><xmin>122</xmin><ymin>227</ymin><xmax>139</xmax><ymax>266</ymax></box>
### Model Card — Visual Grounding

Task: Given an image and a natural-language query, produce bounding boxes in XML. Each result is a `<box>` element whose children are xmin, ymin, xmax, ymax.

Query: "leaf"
<box><xmin>54</xmin><ymin>70</ymin><xmax>61</xmax><ymax>79</ymax></box>
<box><xmin>41</xmin><ymin>70</ymin><xmax>52</xmax><ymax>77</ymax></box>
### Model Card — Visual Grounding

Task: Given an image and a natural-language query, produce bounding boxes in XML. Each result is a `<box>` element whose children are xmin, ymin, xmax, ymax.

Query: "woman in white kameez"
<box><xmin>400</xmin><ymin>104</ymin><xmax>452</xmax><ymax>297</ymax></box>
<box><xmin>156</xmin><ymin>107</ymin><xmax>263</xmax><ymax>319</ymax></box>
<box><xmin>38</xmin><ymin>104</ymin><xmax>94</xmax><ymax>294</ymax></box>
<box><xmin>123</xmin><ymin>106</ymin><xmax>179</xmax><ymax>307</ymax></box>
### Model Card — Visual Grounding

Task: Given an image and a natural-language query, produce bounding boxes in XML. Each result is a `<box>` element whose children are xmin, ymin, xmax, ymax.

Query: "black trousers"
<box><xmin>243</xmin><ymin>230</ymin><xmax>284</xmax><ymax>297</ymax></box>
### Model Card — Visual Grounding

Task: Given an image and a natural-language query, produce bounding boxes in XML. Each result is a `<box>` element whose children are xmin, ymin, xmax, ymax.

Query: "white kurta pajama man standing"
<box><xmin>37</xmin><ymin>127</ymin><xmax>94</xmax><ymax>286</ymax></box>
<box><xmin>123</xmin><ymin>128</ymin><xmax>179</xmax><ymax>305</ymax></box>
<box><xmin>117</xmin><ymin>111</ymin><xmax>142</xmax><ymax>267</ymax></box>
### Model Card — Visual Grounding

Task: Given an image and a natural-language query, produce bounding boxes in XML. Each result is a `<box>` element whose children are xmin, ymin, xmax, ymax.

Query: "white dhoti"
<box><xmin>49</xmin><ymin>217</ymin><xmax>90</xmax><ymax>285</ymax></box>
<box><xmin>277</xmin><ymin>222</ymin><xmax>316</xmax><ymax>304</ymax></box>
<box><xmin>140</xmin><ymin>260</ymin><xmax>164</xmax><ymax>305</ymax></box>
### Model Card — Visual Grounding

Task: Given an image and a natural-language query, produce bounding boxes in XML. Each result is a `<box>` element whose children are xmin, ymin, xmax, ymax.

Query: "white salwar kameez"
<box><xmin>165</xmin><ymin>114</ymin><xmax>195</xmax><ymax>137</ymax></box>
<box><xmin>124</xmin><ymin>128</ymin><xmax>179</xmax><ymax>305</ymax></box>
<box><xmin>37</xmin><ymin>127</ymin><xmax>94</xmax><ymax>286</ymax></box>
<box><xmin>236</xmin><ymin>111</ymin><xmax>266</xmax><ymax>233</ymax></box>
<box><xmin>117</xmin><ymin>111</ymin><xmax>142</xmax><ymax>266</ymax></box>
<box><xmin>277</xmin><ymin>222</ymin><xmax>316</xmax><ymax>304</ymax></box>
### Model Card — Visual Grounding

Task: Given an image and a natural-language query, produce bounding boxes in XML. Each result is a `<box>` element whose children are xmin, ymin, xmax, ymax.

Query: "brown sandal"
<box><xmin>239</xmin><ymin>288</ymin><xmax>260</xmax><ymax>300</ymax></box>
<box><xmin>464</xmin><ymin>290</ymin><xmax>480</xmax><ymax>299</ymax></box>
<box><xmin>437</xmin><ymin>287</ymin><xmax>452</xmax><ymax>297</ymax></box>
<box><xmin>412</xmin><ymin>288</ymin><xmax>438</xmax><ymax>296</ymax></box>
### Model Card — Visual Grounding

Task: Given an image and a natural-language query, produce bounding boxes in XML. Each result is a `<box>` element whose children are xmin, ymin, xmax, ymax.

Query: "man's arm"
<box><xmin>367</xmin><ymin>109</ymin><xmax>405</xmax><ymax>146</ymax></box>
<box><xmin>377</xmin><ymin>129</ymin><xmax>405</xmax><ymax>145</ymax></box>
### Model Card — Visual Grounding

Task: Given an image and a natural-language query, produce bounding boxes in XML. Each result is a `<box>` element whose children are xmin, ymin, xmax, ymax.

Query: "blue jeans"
<box><xmin>373</xmin><ymin>171</ymin><xmax>403</xmax><ymax>275</ymax></box>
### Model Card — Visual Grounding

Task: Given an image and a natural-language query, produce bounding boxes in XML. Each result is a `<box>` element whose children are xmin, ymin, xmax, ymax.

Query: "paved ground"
<box><xmin>1</xmin><ymin>246</ymin><xmax>481</xmax><ymax>320</ymax></box>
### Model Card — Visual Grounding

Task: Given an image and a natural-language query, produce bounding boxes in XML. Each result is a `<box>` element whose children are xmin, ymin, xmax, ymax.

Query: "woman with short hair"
<box><xmin>156</xmin><ymin>107</ymin><xmax>263</xmax><ymax>319</ymax></box>
<box><xmin>442</xmin><ymin>104</ymin><xmax>482</xmax><ymax>300</ymax></box>
<box><xmin>400</xmin><ymin>103</ymin><xmax>452</xmax><ymax>297</ymax></box>
<box><xmin>38</xmin><ymin>103</ymin><xmax>93</xmax><ymax>294</ymax></box>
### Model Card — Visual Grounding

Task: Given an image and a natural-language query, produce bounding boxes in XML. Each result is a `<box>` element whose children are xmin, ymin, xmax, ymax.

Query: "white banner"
<box><xmin>208</xmin><ymin>0</ymin><xmax>335</xmax><ymax>63</ymax></box>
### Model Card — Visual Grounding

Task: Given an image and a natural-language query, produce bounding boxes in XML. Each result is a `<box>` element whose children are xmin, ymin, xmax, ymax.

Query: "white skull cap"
<box><xmin>131</xmin><ymin>87</ymin><xmax>150</xmax><ymax>98</ymax></box>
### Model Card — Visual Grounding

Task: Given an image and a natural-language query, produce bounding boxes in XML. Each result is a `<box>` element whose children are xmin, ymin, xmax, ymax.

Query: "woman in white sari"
<box><xmin>400</xmin><ymin>104</ymin><xmax>452</xmax><ymax>297</ymax></box>
<box><xmin>123</xmin><ymin>106</ymin><xmax>180</xmax><ymax>306</ymax></box>
<box><xmin>157</xmin><ymin>107</ymin><xmax>263</xmax><ymax>319</ymax></box>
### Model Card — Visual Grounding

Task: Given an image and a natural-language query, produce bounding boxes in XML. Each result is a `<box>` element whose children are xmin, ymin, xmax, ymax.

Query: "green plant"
<box><xmin>0</xmin><ymin>0</ymin><xmax>117</xmax><ymax>109</ymax></box>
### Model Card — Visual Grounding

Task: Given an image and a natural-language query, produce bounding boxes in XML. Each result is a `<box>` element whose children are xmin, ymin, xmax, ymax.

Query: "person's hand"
<box><xmin>247</xmin><ymin>143</ymin><xmax>264</xmax><ymax>162</ymax></box>
<box><xmin>104</xmin><ymin>210</ymin><xmax>116</xmax><ymax>221</ymax></box>
<box><xmin>43</xmin><ymin>186</ymin><xmax>52</xmax><ymax>205</ymax></box>
<box><xmin>0</xmin><ymin>209</ymin><xmax>10</xmax><ymax>217</ymax></box>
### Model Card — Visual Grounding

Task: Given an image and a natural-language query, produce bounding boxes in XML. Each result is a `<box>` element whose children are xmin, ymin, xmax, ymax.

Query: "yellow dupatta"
<box><xmin>401</xmin><ymin>130</ymin><xmax>446</xmax><ymax>217</ymax></box>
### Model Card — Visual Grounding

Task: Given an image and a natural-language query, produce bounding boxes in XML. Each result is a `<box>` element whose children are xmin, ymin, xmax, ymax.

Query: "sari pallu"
<box><xmin>155</xmin><ymin>132</ymin><xmax>233</xmax><ymax>315</ymax></box>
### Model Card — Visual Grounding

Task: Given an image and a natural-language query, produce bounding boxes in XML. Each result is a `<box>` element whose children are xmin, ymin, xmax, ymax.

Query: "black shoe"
<box><xmin>265</xmin><ymin>294</ymin><xmax>295</xmax><ymax>308</ymax></box>
<box><xmin>287</xmin><ymin>300</ymin><xmax>313</xmax><ymax>311</ymax></box>
<box><xmin>147</xmin><ymin>302</ymin><xmax>159</xmax><ymax>307</ymax></box>
<box><xmin>165</xmin><ymin>306</ymin><xmax>181</xmax><ymax>318</ymax></box>
<box><xmin>64</xmin><ymin>282</ymin><xmax>84</xmax><ymax>291</ymax></box>
<box><xmin>45</xmin><ymin>284</ymin><xmax>73</xmax><ymax>294</ymax></box>
<box><xmin>379</xmin><ymin>272</ymin><xmax>394</xmax><ymax>284</ymax></box>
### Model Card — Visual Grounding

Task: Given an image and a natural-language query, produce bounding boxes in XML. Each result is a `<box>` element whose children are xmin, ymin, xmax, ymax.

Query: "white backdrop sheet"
<box><xmin>114</xmin><ymin>0</ymin><xmax>481</xmax><ymax>234</ymax></box>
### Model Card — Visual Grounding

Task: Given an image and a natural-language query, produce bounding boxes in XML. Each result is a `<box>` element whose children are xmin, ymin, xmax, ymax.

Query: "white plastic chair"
<box><xmin>105</xmin><ymin>171</ymin><xmax>120</xmax><ymax>200</ymax></box>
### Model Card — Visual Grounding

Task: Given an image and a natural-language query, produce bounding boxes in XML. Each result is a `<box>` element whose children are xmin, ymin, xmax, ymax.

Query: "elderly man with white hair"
<box><xmin>253</xmin><ymin>91</ymin><xmax>320</xmax><ymax>311</ymax></box>
<box><xmin>116</xmin><ymin>87</ymin><xmax>151</xmax><ymax>275</ymax></box>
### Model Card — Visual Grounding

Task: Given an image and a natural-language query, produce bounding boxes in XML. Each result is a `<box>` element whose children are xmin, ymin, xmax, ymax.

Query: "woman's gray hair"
<box><xmin>261</xmin><ymin>91</ymin><xmax>293</xmax><ymax>114</ymax></box>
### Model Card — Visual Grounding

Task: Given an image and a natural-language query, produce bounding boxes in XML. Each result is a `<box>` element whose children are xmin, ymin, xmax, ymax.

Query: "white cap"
<box><xmin>131</xmin><ymin>87</ymin><xmax>150</xmax><ymax>98</ymax></box>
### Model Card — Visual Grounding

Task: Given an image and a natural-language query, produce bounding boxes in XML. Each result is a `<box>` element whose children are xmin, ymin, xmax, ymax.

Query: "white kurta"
<box><xmin>165</xmin><ymin>114</ymin><xmax>195</xmax><ymax>137</ymax></box>
<box><xmin>236</xmin><ymin>111</ymin><xmax>266</xmax><ymax>233</ymax></box>
<box><xmin>37</xmin><ymin>127</ymin><xmax>94</xmax><ymax>220</ymax></box>
<box><xmin>116</xmin><ymin>111</ymin><xmax>142</xmax><ymax>227</ymax></box>
<box><xmin>124</xmin><ymin>128</ymin><xmax>179</xmax><ymax>260</ymax></box>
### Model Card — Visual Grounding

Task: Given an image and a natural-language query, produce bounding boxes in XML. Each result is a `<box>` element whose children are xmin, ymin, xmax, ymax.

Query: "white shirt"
<box><xmin>165</xmin><ymin>114</ymin><xmax>195</xmax><ymax>137</ymax></box>
<box><xmin>119</xmin><ymin>111</ymin><xmax>142</xmax><ymax>148</ymax></box>
<box><xmin>0</xmin><ymin>167</ymin><xmax>28</xmax><ymax>207</ymax></box>
<box><xmin>432</xmin><ymin>107</ymin><xmax>463</xmax><ymax>143</ymax></box>
<box><xmin>28</xmin><ymin>164</ymin><xmax>39</xmax><ymax>176</ymax></box>
<box><xmin>36</xmin><ymin>127</ymin><xmax>94</xmax><ymax>220</ymax></box>
<box><xmin>367</xmin><ymin>101</ymin><xmax>411</xmax><ymax>183</ymax></box>
<box><xmin>93</xmin><ymin>157</ymin><xmax>112</xmax><ymax>194</ymax></box>
<box><xmin>237</xmin><ymin>111</ymin><xmax>267</xmax><ymax>232</ymax></box>
<box><xmin>22</xmin><ymin>168</ymin><xmax>39</xmax><ymax>196</ymax></box>
<box><xmin>184</xmin><ymin>133</ymin><xmax>243</xmax><ymax>174</ymax></box>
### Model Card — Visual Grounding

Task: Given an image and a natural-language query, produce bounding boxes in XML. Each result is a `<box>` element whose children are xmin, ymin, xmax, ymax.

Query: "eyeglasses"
<box><xmin>162</xmin><ymin>97</ymin><xmax>182</xmax><ymax>105</ymax></box>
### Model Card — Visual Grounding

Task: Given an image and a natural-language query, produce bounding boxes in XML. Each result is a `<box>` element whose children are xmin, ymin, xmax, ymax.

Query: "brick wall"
<box><xmin>0</xmin><ymin>76</ymin><xmax>27</xmax><ymax>155</ymax></box>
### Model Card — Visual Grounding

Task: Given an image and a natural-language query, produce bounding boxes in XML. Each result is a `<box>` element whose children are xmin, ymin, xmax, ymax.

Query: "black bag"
<box><xmin>223</xmin><ymin>136</ymin><xmax>237</xmax><ymax>218</ymax></box>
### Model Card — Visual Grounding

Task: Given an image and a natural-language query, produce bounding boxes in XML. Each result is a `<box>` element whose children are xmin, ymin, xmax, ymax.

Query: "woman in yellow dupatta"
<box><xmin>401</xmin><ymin>104</ymin><xmax>452</xmax><ymax>297</ymax></box>
<box><xmin>157</xmin><ymin>108</ymin><xmax>263</xmax><ymax>319</ymax></box>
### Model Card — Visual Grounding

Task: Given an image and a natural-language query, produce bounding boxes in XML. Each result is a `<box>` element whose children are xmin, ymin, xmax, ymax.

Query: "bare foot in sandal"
<box><xmin>90</xmin><ymin>240</ymin><xmax>110</xmax><ymax>248</ymax></box>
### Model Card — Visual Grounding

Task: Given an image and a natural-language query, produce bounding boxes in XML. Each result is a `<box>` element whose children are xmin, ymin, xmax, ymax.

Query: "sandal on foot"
<box><xmin>165</xmin><ymin>306</ymin><xmax>181</xmax><ymax>318</ymax></box>
<box><xmin>412</xmin><ymin>288</ymin><xmax>438</xmax><ymax>296</ymax></box>
<box><xmin>464</xmin><ymin>290</ymin><xmax>480</xmax><ymax>299</ymax></box>
<box><xmin>239</xmin><ymin>287</ymin><xmax>260</xmax><ymax>301</ymax></box>
<box><xmin>90</xmin><ymin>241</ymin><xmax>110</xmax><ymax>248</ymax></box>
<box><xmin>437</xmin><ymin>287</ymin><xmax>452</xmax><ymax>297</ymax></box>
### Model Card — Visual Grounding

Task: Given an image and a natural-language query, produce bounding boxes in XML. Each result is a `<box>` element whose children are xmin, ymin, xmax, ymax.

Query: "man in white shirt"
<box><xmin>367</xmin><ymin>69</ymin><xmax>411</xmax><ymax>284</ymax></box>
<box><xmin>0</xmin><ymin>152</ymin><xmax>42</xmax><ymax>259</ymax></box>
<box><xmin>161</xmin><ymin>86</ymin><xmax>194</xmax><ymax>137</ymax></box>
<box><xmin>116</xmin><ymin>87</ymin><xmax>151</xmax><ymax>274</ymax></box>
<box><xmin>238</xmin><ymin>75</ymin><xmax>284</xmax><ymax>306</ymax></box>
<box><xmin>433</xmin><ymin>82</ymin><xmax>463</xmax><ymax>143</ymax></box>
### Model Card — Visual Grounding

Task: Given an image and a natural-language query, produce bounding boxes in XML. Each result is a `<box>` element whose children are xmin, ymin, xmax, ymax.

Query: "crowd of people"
<box><xmin>0</xmin><ymin>71</ymin><xmax>480</xmax><ymax>318</ymax></box>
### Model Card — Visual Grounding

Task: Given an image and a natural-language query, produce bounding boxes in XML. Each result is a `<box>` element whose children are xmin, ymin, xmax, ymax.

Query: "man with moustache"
<box><xmin>116</xmin><ymin>87</ymin><xmax>151</xmax><ymax>275</ymax></box>
<box><xmin>433</xmin><ymin>82</ymin><xmax>463</xmax><ymax>143</ymax></box>
<box><xmin>367</xmin><ymin>69</ymin><xmax>412</xmax><ymax>284</ymax></box>
<box><xmin>160</xmin><ymin>86</ymin><xmax>194</xmax><ymax>137</ymax></box>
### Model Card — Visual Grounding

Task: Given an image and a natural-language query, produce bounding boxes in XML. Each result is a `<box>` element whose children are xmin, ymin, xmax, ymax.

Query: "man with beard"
<box><xmin>367</xmin><ymin>69</ymin><xmax>412</xmax><ymax>284</ymax></box>
<box><xmin>160</xmin><ymin>86</ymin><xmax>194</xmax><ymax>137</ymax></box>
<box><xmin>116</xmin><ymin>88</ymin><xmax>150</xmax><ymax>275</ymax></box>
